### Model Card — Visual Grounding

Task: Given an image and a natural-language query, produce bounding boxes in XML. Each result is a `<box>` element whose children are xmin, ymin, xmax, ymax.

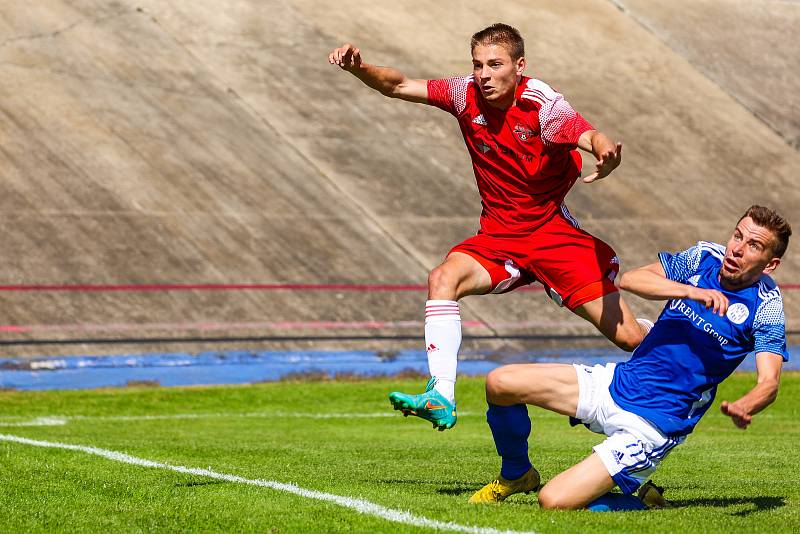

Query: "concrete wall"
<box><xmin>0</xmin><ymin>0</ymin><xmax>797</xmax><ymax>357</ymax></box>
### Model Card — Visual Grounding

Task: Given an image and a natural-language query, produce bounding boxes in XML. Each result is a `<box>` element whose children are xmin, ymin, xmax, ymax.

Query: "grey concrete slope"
<box><xmin>613</xmin><ymin>0</ymin><xmax>800</xmax><ymax>149</ymax></box>
<box><xmin>0</xmin><ymin>1</ymin><xmax>432</xmax><ymax>356</ymax></box>
<box><xmin>0</xmin><ymin>0</ymin><xmax>797</xmax><ymax>358</ymax></box>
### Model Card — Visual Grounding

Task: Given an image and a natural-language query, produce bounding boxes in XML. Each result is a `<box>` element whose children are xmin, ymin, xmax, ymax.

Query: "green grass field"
<box><xmin>1</xmin><ymin>373</ymin><xmax>799</xmax><ymax>533</ymax></box>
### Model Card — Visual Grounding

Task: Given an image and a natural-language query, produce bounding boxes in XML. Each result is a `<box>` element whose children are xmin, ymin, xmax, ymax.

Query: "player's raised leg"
<box><xmin>389</xmin><ymin>252</ymin><xmax>491</xmax><ymax>430</ymax></box>
<box><xmin>526</xmin><ymin>211</ymin><xmax>650</xmax><ymax>353</ymax></box>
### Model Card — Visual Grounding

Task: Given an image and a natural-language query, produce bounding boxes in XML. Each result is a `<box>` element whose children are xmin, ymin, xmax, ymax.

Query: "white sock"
<box><xmin>424</xmin><ymin>299</ymin><xmax>461</xmax><ymax>403</ymax></box>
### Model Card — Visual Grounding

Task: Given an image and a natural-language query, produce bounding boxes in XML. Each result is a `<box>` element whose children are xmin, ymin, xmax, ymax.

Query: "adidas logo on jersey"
<box><xmin>472</xmin><ymin>114</ymin><xmax>487</xmax><ymax>126</ymax></box>
<box><xmin>612</xmin><ymin>450</ymin><xmax>625</xmax><ymax>464</ymax></box>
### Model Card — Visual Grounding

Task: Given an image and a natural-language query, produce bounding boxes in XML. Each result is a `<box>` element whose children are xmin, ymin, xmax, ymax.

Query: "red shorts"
<box><xmin>450</xmin><ymin>209</ymin><xmax>619</xmax><ymax>310</ymax></box>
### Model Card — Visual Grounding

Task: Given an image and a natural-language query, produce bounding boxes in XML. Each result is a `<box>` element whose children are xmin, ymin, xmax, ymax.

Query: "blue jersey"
<box><xmin>610</xmin><ymin>241</ymin><xmax>788</xmax><ymax>437</ymax></box>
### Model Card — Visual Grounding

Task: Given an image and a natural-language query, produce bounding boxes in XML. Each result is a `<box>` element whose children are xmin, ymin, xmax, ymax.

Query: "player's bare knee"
<box><xmin>485</xmin><ymin>369</ymin><xmax>502</xmax><ymax>401</ymax></box>
<box><xmin>486</xmin><ymin>367</ymin><xmax>518</xmax><ymax>403</ymax></box>
<box><xmin>427</xmin><ymin>265</ymin><xmax>458</xmax><ymax>300</ymax></box>
<box><xmin>537</xmin><ymin>486</ymin><xmax>578</xmax><ymax>510</ymax></box>
<box><xmin>537</xmin><ymin>486</ymin><xmax>563</xmax><ymax>510</ymax></box>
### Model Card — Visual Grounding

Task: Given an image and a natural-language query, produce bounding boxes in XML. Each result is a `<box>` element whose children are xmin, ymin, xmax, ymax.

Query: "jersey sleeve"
<box><xmin>427</xmin><ymin>76</ymin><xmax>472</xmax><ymax>116</ymax></box>
<box><xmin>752</xmin><ymin>291</ymin><xmax>789</xmax><ymax>361</ymax></box>
<box><xmin>523</xmin><ymin>79</ymin><xmax>594</xmax><ymax>146</ymax></box>
<box><xmin>658</xmin><ymin>243</ymin><xmax>704</xmax><ymax>283</ymax></box>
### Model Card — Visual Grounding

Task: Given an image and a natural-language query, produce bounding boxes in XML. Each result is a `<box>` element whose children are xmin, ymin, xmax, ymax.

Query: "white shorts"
<box><xmin>573</xmin><ymin>362</ymin><xmax>685</xmax><ymax>495</ymax></box>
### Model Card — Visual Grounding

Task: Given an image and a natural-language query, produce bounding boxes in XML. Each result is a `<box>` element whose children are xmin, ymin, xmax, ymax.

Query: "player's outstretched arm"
<box><xmin>577</xmin><ymin>130</ymin><xmax>622</xmax><ymax>183</ymax></box>
<box><xmin>720</xmin><ymin>352</ymin><xmax>782</xmax><ymax>429</ymax></box>
<box><xmin>619</xmin><ymin>262</ymin><xmax>729</xmax><ymax>316</ymax></box>
<box><xmin>328</xmin><ymin>43</ymin><xmax>428</xmax><ymax>104</ymax></box>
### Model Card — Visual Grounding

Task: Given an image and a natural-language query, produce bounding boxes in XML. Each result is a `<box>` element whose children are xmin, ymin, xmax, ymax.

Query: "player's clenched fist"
<box><xmin>329</xmin><ymin>44</ymin><xmax>362</xmax><ymax>71</ymax></box>
<box><xmin>720</xmin><ymin>401</ymin><xmax>752</xmax><ymax>429</ymax></box>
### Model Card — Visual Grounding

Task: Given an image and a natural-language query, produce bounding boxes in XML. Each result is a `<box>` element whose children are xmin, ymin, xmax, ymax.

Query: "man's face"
<box><xmin>719</xmin><ymin>216</ymin><xmax>781</xmax><ymax>289</ymax></box>
<box><xmin>471</xmin><ymin>43</ymin><xmax>525</xmax><ymax>109</ymax></box>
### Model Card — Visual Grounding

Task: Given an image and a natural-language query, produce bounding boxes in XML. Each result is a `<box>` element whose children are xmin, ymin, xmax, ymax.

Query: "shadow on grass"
<box><xmin>378</xmin><ymin>479</ymin><xmax>487</xmax><ymax>495</ymax></box>
<box><xmin>432</xmin><ymin>484</ymin><xmax>784</xmax><ymax>514</ymax></box>
<box><xmin>176</xmin><ymin>480</ymin><xmax>228</xmax><ymax>487</ymax></box>
<box><xmin>435</xmin><ymin>486</ymin><xmax>485</xmax><ymax>496</ymax></box>
<box><xmin>671</xmin><ymin>496</ymin><xmax>785</xmax><ymax>516</ymax></box>
<box><xmin>381</xmin><ymin>477</ymin><xmax>784</xmax><ymax>515</ymax></box>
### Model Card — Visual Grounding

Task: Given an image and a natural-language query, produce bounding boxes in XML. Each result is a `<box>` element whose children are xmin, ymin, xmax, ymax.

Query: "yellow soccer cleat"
<box><xmin>468</xmin><ymin>467</ymin><xmax>541</xmax><ymax>504</ymax></box>
<box><xmin>637</xmin><ymin>480</ymin><xmax>674</xmax><ymax>509</ymax></box>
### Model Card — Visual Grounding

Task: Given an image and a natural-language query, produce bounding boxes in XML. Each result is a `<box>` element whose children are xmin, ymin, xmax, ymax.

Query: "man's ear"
<box><xmin>516</xmin><ymin>56</ymin><xmax>526</xmax><ymax>76</ymax></box>
<box><xmin>762</xmin><ymin>256</ymin><xmax>781</xmax><ymax>275</ymax></box>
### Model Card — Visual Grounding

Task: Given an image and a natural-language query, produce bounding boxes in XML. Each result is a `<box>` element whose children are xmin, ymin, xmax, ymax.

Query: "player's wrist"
<box><xmin>682</xmin><ymin>284</ymin><xmax>697</xmax><ymax>300</ymax></box>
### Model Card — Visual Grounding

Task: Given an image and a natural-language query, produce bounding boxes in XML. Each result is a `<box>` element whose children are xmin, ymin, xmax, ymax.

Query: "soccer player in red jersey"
<box><xmin>329</xmin><ymin>23</ymin><xmax>649</xmax><ymax>430</ymax></box>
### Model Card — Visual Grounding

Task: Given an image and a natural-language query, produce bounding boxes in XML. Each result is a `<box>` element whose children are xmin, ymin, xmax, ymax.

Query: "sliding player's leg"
<box><xmin>470</xmin><ymin>363</ymin><xmax>579</xmax><ymax>502</ymax></box>
<box><xmin>537</xmin><ymin>362</ymin><xmax>681</xmax><ymax>511</ymax></box>
<box><xmin>537</xmin><ymin>453</ymin><xmax>617</xmax><ymax>509</ymax></box>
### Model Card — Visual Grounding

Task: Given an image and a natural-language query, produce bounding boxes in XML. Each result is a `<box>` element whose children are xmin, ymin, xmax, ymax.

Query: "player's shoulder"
<box><xmin>519</xmin><ymin>77</ymin><xmax>561</xmax><ymax>107</ymax></box>
<box><xmin>430</xmin><ymin>74</ymin><xmax>475</xmax><ymax>89</ymax></box>
<box><xmin>752</xmin><ymin>274</ymin><xmax>785</xmax><ymax>328</ymax></box>
<box><xmin>694</xmin><ymin>241</ymin><xmax>726</xmax><ymax>265</ymax></box>
<box><xmin>696</xmin><ymin>240</ymin><xmax>725</xmax><ymax>257</ymax></box>
<box><xmin>428</xmin><ymin>75</ymin><xmax>477</xmax><ymax>115</ymax></box>
<box><xmin>756</xmin><ymin>274</ymin><xmax>782</xmax><ymax>302</ymax></box>
<box><xmin>672</xmin><ymin>241</ymin><xmax>724</xmax><ymax>272</ymax></box>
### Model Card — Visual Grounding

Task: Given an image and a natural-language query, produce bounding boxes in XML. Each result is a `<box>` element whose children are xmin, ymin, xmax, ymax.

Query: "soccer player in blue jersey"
<box><xmin>469</xmin><ymin>205</ymin><xmax>792</xmax><ymax>510</ymax></box>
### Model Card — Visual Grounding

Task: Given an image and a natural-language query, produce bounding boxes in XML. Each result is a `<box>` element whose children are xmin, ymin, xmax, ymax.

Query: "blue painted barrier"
<box><xmin>0</xmin><ymin>346</ymin><xmax>796</xmax><ymax>391</ymax></box>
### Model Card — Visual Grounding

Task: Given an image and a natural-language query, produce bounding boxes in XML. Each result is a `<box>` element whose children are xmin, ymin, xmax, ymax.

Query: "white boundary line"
<box><xmin>0</xmin><ymin>411</ymin><xmax>477</xmax><ymax>426</ymax></box>
<box><xmin>0</xmin><ymin>433</ymin><xmax>536</xmax><ymax>534</ymax></box>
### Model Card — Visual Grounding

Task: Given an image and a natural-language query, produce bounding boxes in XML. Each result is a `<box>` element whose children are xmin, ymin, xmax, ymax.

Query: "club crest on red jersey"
<box><xmin>513</xmin><ymin>124</ymin><xmax>537</xmax><ymax>142</ymax></box>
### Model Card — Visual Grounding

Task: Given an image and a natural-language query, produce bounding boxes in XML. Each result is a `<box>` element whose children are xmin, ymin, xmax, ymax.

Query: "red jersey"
<box><xmin>427</xmin><ymin>76</ymin><xmax>594</xmax><ymax>235</ymax></box>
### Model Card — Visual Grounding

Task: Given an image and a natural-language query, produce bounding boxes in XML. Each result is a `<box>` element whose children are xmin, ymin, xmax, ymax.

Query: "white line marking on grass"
<box><xmin>0</xmin><ymin>417</ymin><xmax>68</xmax><ymax>427</ymax></box>
<box><xmin>0</xmin><ymin>434</ymin><xmax>536</xmax><ymax>534</ymax></box>
<box><xmin>0</xmin><ymin>411</ymin><xmax>477</xmax><ymax>426</ymax></box>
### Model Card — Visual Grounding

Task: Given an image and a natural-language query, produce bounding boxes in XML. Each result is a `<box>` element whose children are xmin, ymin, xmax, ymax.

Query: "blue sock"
<box><xmin>587</xmin><ymin>493</ymin><xmax>647</xmax><ymax>512</ymax></box>
<box><xmin>486</xmin><ymin>403</ymin><xmax>532</xmax><ymax>480</ymax></box>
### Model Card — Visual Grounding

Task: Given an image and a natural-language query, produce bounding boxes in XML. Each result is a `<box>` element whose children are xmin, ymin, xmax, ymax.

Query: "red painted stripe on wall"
<box><xmin>0</xmin><ymin>283</ymin><xmax>797</xmax><ymax>293</ymax></box>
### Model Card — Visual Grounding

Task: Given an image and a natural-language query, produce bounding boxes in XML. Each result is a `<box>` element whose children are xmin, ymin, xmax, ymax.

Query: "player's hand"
<box><xmin>583</xmin><ymin>142</ymin><xmax>622</xmax><ymax>183</ymax></box>
<box><xmin>686</xmin><ymin>286</ymin><xmax>729</xmax><ymax>317</ymax></box>
<box><xmin>328</xmin><ymin>43</ymin><xmax>362</xmax><ymax>71</ymax></box>
<box><xmin>720</xmin><ymin>400</ymin><xmax>752</xmax><ymax>429</ymax></box>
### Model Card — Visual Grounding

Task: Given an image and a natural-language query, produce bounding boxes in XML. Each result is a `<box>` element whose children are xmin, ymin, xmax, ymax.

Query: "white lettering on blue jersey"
<box><xmin>609</xmin><ymin>242</ymin><xmax>788</xmax><ymax>437</ymax></box>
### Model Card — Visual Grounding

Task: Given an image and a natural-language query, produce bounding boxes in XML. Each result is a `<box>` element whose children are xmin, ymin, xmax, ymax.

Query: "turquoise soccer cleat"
<box><xmin>388</xmin><ymin>378</ymin><xmax>457</xmax><ymax>431</ymax></box>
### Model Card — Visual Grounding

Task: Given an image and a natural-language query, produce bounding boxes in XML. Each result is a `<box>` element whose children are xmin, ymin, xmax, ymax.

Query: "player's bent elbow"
<box><xmin>615</xmin><ymin>332</ymin><xmax>643</xmax><ymax>353</ymax></box>
<box><xmin>610</xmin><ymin>323</ymin><xmax>644</xmax><ymax>353</ymax></box>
